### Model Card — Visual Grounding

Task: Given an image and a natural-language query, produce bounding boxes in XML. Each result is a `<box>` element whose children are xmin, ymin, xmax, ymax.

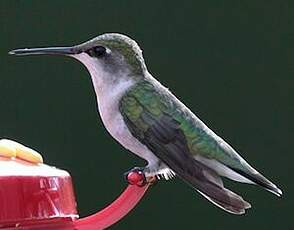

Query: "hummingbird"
<box><xmin>9</xmin><ymin>33</ymin><xmax>282</xmax><ymax>214</ymax></box>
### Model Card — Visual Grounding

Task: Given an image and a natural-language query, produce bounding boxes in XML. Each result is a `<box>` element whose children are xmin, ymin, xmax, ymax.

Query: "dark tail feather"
<box><xmin>176</xmin><ymin>160</ymin><xmax>251</xmax><ymax>215</ymax></box>
<box><xmin>230</xmin><ymin>167</ymin><xmax>283</xmax><ymax>197</ymax></box>
<box><xmin>197</xmin><ymin>189</ymin><xmax>251</xmax><ymax>215</ymax></box>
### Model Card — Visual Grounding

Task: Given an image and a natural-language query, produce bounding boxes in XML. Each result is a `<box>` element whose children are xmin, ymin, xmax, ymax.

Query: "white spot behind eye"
<box><xmin>106</xmin><ymin>48</ymin><xmax>111</xmax><ymax>55</ymax></box>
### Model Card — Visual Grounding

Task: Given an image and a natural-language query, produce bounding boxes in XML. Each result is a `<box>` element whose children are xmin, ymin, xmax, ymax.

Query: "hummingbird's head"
<box><xmin>74</xmin><ymin>33</ymin><xmax>147</xmax><ymax>76</ymax></box>
<box><xmin>9</xmin><ymin>33</ymin><xmax>148</xmax><ymax>89</ymax></box>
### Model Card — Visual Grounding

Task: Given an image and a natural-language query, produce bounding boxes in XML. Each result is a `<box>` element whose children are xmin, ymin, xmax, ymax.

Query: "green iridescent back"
<box><xmin>119</xmin><ymin>79</ymin><xmax>249</xmax><ymax>173</ymax></box>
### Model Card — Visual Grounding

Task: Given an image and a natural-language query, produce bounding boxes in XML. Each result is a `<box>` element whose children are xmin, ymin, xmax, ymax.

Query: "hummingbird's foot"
<box><xmin>145</xmin><ymin>175</ymin><xmax>158</xmax><ymax>185</ymax></box>
<box><xmin>124</xmin><ymin>167</ymin><xmax>158</xmax><ymax>186</ymax></box>
<box><xmin>144</xmin><ymin>161</ymin><xmax>175</xmax><ymax>181</ymax></box>
<box><xmin>0</xmin><ymin>139</ymin><xmax>43</xmax><ymax>164</ymax></box>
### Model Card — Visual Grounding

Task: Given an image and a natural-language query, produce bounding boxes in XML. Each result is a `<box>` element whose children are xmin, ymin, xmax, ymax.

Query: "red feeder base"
<box><xmin>0</xmin><ymin>157</ymin><xmax>149</xmax><ymax>230</ymax></box>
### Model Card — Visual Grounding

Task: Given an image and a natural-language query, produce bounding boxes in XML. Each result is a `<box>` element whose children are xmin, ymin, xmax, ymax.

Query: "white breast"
<box><xmin>74</xmin><ymin>53</ymin><xmax>158</xmax><ymax>165</ymax></box>
<box><xmin>96</xmin><ymin>78</ymin><xmax>159</xmax><ymax>165</ymax></box>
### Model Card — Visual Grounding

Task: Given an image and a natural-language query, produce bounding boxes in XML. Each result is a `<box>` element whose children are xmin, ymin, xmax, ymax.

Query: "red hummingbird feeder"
<box><xmin>0</xmin><ymin>156</ymin><xmax>150</xmax><ymax>230</ymax></box>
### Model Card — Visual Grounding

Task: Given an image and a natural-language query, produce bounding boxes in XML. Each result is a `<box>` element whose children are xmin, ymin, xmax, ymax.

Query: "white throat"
<box><xmin>73</xmin><ymin>52</ymin><xmax>135</xmax><ymax>126</ymax></box>
<box><xmin>73</xmin><ymin>53</ymin><xmax>135</xmax><ymax>99</ymax></box>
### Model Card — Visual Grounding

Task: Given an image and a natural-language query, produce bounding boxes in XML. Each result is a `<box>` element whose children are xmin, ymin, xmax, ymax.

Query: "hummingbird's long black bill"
<box><xmin>8</xmin><ymin>47</ymin><xmax>78</xmax><ymax>56</ymax></box>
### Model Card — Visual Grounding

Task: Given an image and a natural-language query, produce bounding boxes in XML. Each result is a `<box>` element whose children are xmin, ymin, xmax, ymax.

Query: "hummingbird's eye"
<box><xmin>87</xmin><ymin>46</ymin><xmax>107</xmax><ymax>58</ymax></box>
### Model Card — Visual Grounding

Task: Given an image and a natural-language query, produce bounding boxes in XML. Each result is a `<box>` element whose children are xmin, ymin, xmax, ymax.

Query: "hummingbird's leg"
<box><xmin>145</xmin><ymin>174</ymin><xmax>158</xmax><ymax>184</ymax></box>
<box><xmin>144</xmin><ymin>161</ymin><xmax>175</xmax><ymax>181</ymax></box>
<box><xmin>124</xmin><ymin>160</ymin><xmax>173</xmax><ymax>186</ymax></box>
<box><xmin>124</xmin><ymin>167</ymin><xmax>158</xmax><ymax>186</ymax></box>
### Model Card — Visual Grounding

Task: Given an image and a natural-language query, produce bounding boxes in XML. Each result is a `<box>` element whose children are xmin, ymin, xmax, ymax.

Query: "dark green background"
<box><xmin>0</xmin><ymin>1</ymin><xmax>293</xmax><ymax>229</ymax></box>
